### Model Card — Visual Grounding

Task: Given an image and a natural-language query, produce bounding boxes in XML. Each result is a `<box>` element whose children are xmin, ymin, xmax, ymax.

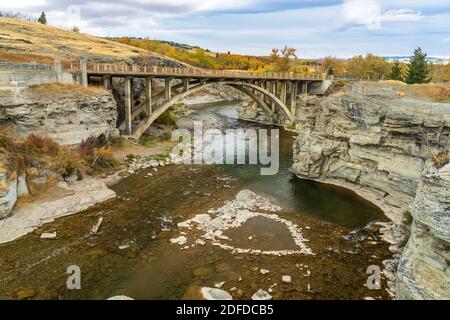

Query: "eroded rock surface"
<box><xmin>292</xmin><ymin>84</ymin><xmax>450</xmax><ymax>221</ymax></box>
<box><xmin>292</xmin><ymin>83</ymin><xmax>450</xmax><ymax>300</ymax></box>
<box><xmin>397</xmin><ymin>164</ymin><xmax>450</xmax><ymax>300</ymax></box>
<box><xmin>0</xmin><ymin>88</ymin><xmax>119</xmax><ymax>145</ymax></box>
<box><xmin>0</xmin><ymin>178</ymin><xmax>116</xmax><ymax>244</ymax></box>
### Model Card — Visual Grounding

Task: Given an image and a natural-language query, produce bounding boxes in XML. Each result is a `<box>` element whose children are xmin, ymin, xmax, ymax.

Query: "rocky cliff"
<box><xmin>292</xmin><ymin>84</ymin><xmax>450</xmax><ymax>221</ymax></box>
<box><xmin>238</xmin><ymin>99</ymin><xmax>290</xmax><ymax>125</ymax></box>
<box><xmin>0</xmin><ymin>84</ymin><xmax>119</xmax><ymax>145</ymax></box>
<box><xmin>291</xmin><ymin>83</ymin><xmax>450</xmax><ymax>300</ymax></box>
<box><xmin>181</xmin><ymin>83</ymin><xmax>245</xmax><ymax>107</ymax></box>
<box><xmin>396</xmin><ymin>164</ymin><xmax>450</xmax><ymax>299</ymax></box>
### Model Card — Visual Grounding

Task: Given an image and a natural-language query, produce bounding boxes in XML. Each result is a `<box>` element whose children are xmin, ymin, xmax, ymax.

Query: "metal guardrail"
<box><xmin>0</xmin><ymin>61</ymin><xmax>53</xmax><ymax>71</ymax></box>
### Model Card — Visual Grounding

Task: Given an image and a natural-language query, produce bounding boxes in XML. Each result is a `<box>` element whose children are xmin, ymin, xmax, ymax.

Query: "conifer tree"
<box><xmin>38</xmin><ymin>12</ymin><xmax>47</xmax><ymax>24</ymax></box>
<box><xmin>390</xmin><ymin>60</ymin><xmax>403</xmax><ymax>81</ymax></box>
<box><xmin>405</xmin><ymin>47</ymin><xmax>432</xmax><ymax>84</ymax></box>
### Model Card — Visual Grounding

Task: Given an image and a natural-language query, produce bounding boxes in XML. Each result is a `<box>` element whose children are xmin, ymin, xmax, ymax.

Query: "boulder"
<box><xmin>251</xmin><ymin>289</ymin><xmax>272</xmax><ymax>300</ymax></box>
<box><xmin>200</xmin><ymin>287</ymin><xmax>232</xmax><ymax>300</ymax></box>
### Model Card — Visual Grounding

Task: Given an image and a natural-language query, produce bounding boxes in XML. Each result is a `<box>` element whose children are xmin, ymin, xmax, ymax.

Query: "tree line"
<box><xmin>321</xmin><ymin>48</ymin><xmax>449</xmax><ymax>84</ymax></box>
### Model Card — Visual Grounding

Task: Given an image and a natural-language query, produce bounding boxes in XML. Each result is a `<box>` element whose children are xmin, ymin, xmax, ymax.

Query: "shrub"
<box><xmin>80</xmin><ymin>135</ymin><xmax>110</xmax><ymax>158</ymax></box>
<box><xmin>25</xmin><ymin>134</ymin><xmax>60</xmax><ymax>155</ymax></box>
<box><xmin>109</xmin><ymin>136</ymin><xmax>126</xmax><ymax>148</ymax></box>
<box><xmin>79</xmin><ymin>136</ymin><xmax>95</xmax><ymax>158</ymax></box>
<box><xmin>138</xmin><ymin>136</ymin><xmax>157</xmax><ymax>147</ymax></box>
<box><xmin>154</xmin><ymin>111</ymin><xmax>177</xmax><ymax>126</ymax></box>
<box><xmin>52</xmin><ymin>155</ymin><xmax>81</xmax><ymax>178</ymax></box>
<box><xmin>433</xmin><ymin>151</ymin><xmax>450</xmax><ymax>168</ymax></box>
<box><xmin>402</xmin><ymin>209</ymin><xmax>413</xmax><ymax>226</ymax></box>
<box><xmin>91</xmin><ymin>147</ymin><xmax>120</xmax><ymax>169</ymax></box>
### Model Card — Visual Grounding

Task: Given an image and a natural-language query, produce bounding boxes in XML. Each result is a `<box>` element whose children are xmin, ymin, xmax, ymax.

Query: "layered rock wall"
<box><xmin>396</xmin><ymin>164</ymin><xmax>450</xmax><ymax>300</ymax></box>
<box><xmin>292</xmin><ymin>85</ymin><xmax>450</xmax><ymax>220</ymax></box>
<box><xmin>291</xmin><ymin>83</ymin><xmax>450</xmax><ymax>300</ymax></box>
<box><xmin>0</xmin><ymin>87</ymin><xmax>118</xmax><ymax>145</ymax></box>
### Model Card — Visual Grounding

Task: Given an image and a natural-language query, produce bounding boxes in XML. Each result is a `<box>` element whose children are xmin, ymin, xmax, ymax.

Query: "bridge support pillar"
<box><xmin>280</xmin><ymin>81</ymin><xmax>287</xmax><ymax>104</ymax></box>
<box><xmin>80</xmin><ymin>59</ymin><xmax>88</xmax><ymax>87</ymax></box>
<box><xmin>290</xmin><ymin>81</ymin><xmax>297</xmax><ymax>115</ymax></box>
<box><xmin>145</xmin><ymin>77</ymin><xmax>153</xmax><ymax>116</ymax></box>
<box><xmin>270</xmin><ymin>81</ymin><xmax>277</xmax><ymax>112</ymax></box>
<box><xmin>165</xmin><ymin>78</ymin><xmax>172</xmax><ymax>101</ymax></box>
<box><xmin>302</xmin><ymin>82</ymin><xmax>309</xmax><ymax>94</ymax></box>
<box><xmin>183</xmin><ymin>78</ymin><xmax>190</xmax><ymax>92</ymax></box>
<box><xmin>102</xmin><ymin>75</ymin><xmax>112</xmax><ymax>90</ymax></box>
<box><xmin>124</xmin><ymin>76</ymin><xmax>133</xmax><ymax>135</ymax></box>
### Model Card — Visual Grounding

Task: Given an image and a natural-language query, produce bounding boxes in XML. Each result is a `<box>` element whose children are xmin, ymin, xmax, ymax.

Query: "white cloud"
<box><xmin>341</xmin><ymin>0</ymin><xmax>381</xmax><ymax>29</ymax></box>
<box><xmin>2</xmin><ymin>0</ymin><xmax>47</xmax><ymax>10</ymax></box>
<box><xmin>341</xmin><ymin>0</ymin><xmax>423</xmax><ymax>29</ymax></box>
<box><xmin>381</xmin><ymin>9</ymin><xmax>423</xmax><ymax>22</ymax></box>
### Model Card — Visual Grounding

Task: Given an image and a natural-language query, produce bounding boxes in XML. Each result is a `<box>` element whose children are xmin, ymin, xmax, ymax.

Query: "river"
<box><xmin>0</xmin><ymin>103</ymin><xmax>391</xmax><ymax>300</ymax></box>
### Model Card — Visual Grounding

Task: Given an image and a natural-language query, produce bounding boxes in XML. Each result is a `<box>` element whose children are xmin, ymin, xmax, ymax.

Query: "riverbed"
<box><xmin>0</xmin><ymin>104</ymin><xmax>392</xmax><ymax>300</ymax></box>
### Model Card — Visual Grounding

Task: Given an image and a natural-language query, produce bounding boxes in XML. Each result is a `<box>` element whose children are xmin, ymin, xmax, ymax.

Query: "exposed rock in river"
<box><xmin>0</xmin><ymin>178</ymin><xmax>116</xmax><ymax>244</ymax></box>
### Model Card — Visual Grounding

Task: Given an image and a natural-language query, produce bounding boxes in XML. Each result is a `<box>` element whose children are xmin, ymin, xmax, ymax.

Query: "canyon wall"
<box><xmin>0</xmin><ymin>86</ymin><xmax>118</xmax><ymax>145</ymax></box>
<box><xmin>291</xmin><ymin>83</ymin><xmax>450</xmax><ymax>300</ymax></box>
<box><xmin>292</xmin><ymin>85</ymin><xmax>450</xmax><ymax>220</ymax></box>
<box><xmin>396</xmin><ymin>164</ymin><xmax>450</xmax><ymax>299</ymax></box>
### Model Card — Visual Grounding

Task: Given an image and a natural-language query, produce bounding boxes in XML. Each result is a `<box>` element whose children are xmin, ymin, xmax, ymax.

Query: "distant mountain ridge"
<box><xmin>385</xmin><ymin>56</ymin><xmax>450</xmax><ymax>64</ymax></box>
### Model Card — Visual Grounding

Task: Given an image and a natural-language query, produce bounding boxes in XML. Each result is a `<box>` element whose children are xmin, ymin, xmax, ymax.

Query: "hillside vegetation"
<box><xmin>115</xmin><ymin>37</ymin><xmax>272</xmax><ymax>71</ymax></box>
<box><xmin>0</xmin><ymin>18</ymin><xmax>182</xmax><ymax>65</ymax></box>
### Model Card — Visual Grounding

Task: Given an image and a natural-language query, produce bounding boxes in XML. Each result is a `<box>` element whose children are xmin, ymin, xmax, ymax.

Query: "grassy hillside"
<box><xmin>0</xmin><ymin>18</ymin><xmax>183</xmax><ymax>65</ymax></box>
<box><xmin>114</xmin><ymin>37</ymin><xmax>272</xmax><ymax>71</ymax></box>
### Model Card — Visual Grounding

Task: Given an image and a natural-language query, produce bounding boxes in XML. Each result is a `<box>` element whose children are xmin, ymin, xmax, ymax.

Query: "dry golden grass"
<box><xmin>414</xmin><ymin>84</ymin><xmax>450</xmax><ymax>102</ymax></box>
<box><xmin>28</xmin><ymin>83</ymin><xmax>105</xmax><ymax>95</ymax></box>
<box><xmin>0</xmin><ymin>50</ymin><xmax>55</xmax><ymax>64</ymax></box>
<box><xmin>363</xmin><ymin>81</ymin><xmax>450</xmax><ymax>103</ymax></box>
<box><xmin>0</xmin><ymin>17</ymin><xmax>172</xmax><ymax>63</ymax></box>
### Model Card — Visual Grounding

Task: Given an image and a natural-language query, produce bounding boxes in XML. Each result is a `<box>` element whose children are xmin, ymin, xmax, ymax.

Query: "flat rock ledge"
<box><xmin>0</xmin><ymin>178</ymin><xmax>116</xmax><ymax>244</ymax></box>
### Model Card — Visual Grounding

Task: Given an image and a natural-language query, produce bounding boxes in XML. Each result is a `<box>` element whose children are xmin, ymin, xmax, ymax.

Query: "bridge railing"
<box><xmin>0</xmin><ymin>61</ymin><xmax>53</xmax><ymax>71</ymax></box>
<box><xmin>63</xmin><ymin>61</ymin><xmax>329</xmax><ymax>81</ymax></box>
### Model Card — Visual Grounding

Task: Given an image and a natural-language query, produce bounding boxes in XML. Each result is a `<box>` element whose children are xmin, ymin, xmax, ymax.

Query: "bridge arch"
<box><xmin>132</xmin><ymin>79</ymin><xmax>293</xmax><ymax>139</ymax></box>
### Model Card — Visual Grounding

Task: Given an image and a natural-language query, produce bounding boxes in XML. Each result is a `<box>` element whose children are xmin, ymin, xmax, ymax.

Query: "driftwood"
<box><xmin>90</xmin><ymin>215</ymin><xmax>104</xmax><ymax>234</ymax></box>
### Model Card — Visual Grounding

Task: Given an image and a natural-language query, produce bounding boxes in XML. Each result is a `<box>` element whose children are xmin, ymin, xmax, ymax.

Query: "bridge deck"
<box><xmin>65</xmin><ymin>62</ymin><xmax>329</xmax><ymax>81</ymax></box>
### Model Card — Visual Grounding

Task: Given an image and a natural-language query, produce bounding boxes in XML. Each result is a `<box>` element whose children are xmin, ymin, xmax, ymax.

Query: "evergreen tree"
<box><xmin>405</xmin><ymin>47</ymin><xmax>432</xmax><ymax>84</ymax></box>
<box><xmin>38</xmin><ymin>12</ymin><xmax>47</xmax><ymax>24</ymax></box>
<box><xmin>390</xmin><ymin>60</ymin><xmax>403</xmax><ymax>81</ymax></box>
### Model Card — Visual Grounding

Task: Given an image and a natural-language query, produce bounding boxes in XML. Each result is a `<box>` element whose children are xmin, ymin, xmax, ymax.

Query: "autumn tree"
<box><xmin>432</xmin><ymin>63</ymin><xmax>450</xmax><ymax>83</ymax></box>
<box><xmin>271</xmin><ymin>46</ymin><xmax>297</xmax><ymax>72</ymax></box>
<box><xmin>321</xmin><ymin>56</ymin><xmax>347</xmax><ymax>77</ymax></box>
<box><xmin>405</xmin><ymin>47</ymin><xmax>432</xmax><ymax>84</ymax></box>
<box><xmin>348</xmin><ymin>54</ymin><xmax>389</xmax><ymax>80</ymax></box>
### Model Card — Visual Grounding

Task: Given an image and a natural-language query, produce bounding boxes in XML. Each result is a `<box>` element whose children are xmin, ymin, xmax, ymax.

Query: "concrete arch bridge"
<box><xmin>65</xmin><ymin>61</ymin><xmax>333</xmax><ymax>139</ymax></box>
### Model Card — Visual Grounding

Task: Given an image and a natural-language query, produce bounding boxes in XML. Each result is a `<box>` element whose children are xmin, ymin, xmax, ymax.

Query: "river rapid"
<box><xmin>0</xmin><ymin>103</ymin><xmax>392</xmax><ymax>300</ymax></box>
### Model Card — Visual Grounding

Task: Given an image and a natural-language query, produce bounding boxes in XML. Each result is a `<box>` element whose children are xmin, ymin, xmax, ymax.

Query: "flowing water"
<box><xmin>0</xmin><ymin>103</ymin><xmax>391</xmax><ymax>300</ymax></box>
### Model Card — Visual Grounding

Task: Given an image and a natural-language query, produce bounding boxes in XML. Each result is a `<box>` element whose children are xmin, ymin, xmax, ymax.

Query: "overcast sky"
<box><xmin>2</xmin><ymin>0</ymin><xmax>450</xmax><ymax>58</ymax></box>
